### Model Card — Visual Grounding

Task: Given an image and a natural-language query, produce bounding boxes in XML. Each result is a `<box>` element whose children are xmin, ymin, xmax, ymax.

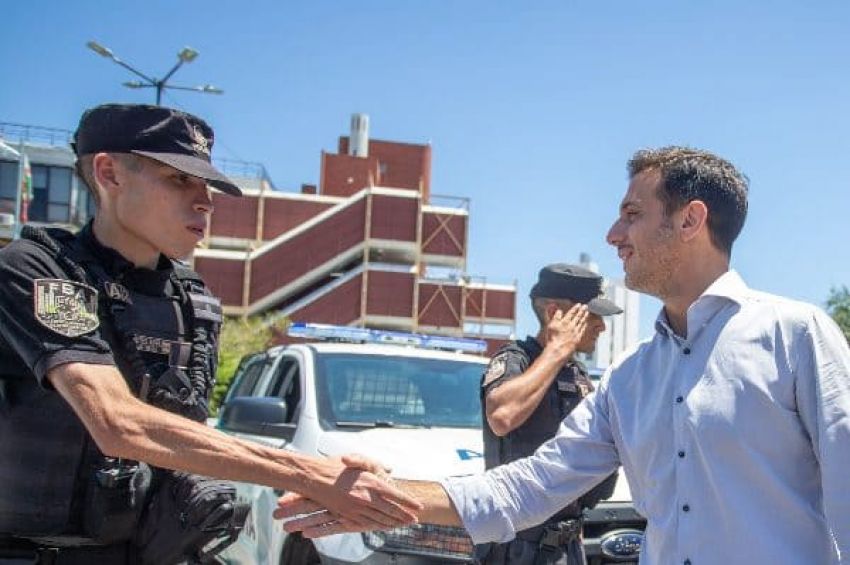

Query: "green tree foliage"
<box><xmin>826</xmin><ymin>285</ymin><xmax>850</xmax><ymax>345</ymax></box>
<box><xmin>210</xmin><ymin>314</ymin><xmax>288</xmax><ymax>414</ymax></box>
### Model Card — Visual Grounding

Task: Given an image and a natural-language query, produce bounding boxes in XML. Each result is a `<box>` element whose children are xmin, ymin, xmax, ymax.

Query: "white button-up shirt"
<box><xmin>442</xmin><ymin>271</ymin><xmax>850</xmax><ymax>564</ymax></box>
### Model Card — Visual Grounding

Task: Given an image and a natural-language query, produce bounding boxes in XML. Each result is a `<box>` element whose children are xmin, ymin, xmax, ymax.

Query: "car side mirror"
<box><xmin>218</xmin><ymin>396</ymin><xmax>296</xmax><ymax>441</ymax></box>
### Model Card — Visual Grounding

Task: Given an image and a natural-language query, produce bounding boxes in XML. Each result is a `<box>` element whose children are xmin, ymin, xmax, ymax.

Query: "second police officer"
<box><xmin>477</xmin><ymin>264</ymin><xmax>622</xmax><ymax>565</ymax></box>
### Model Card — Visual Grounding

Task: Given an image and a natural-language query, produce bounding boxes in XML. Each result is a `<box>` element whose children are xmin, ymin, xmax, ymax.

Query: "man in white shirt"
<box><xmin>276</xmin><ymin>146</ymin><xmax>850</xmax><ymax>564</ymax></box>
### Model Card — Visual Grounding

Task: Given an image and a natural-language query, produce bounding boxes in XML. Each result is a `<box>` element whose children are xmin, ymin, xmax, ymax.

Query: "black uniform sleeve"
<box><xmin>0</xmin><ymin>239</ymin><xmax>115</xmax><ymax>387</ymax></box>
<box><xmin>480</xmin><ymin>348</ymin><xmax>528</xmax><ymax>396</ymax></box>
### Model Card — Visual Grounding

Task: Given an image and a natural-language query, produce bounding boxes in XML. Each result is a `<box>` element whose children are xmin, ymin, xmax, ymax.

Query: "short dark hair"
<box><xmin>531</xmin><ymin>297</ymin><xmax>574</xmax><ymax>327</ymax></box>
<box><xmin>74</xmin><ymin>152</ymin><xmax>144</xmax><ymax>209</ymax></box>
<box><xmin>628</xmin><ymin>147</ymin><xmax>749</xmax><ymax>255</ymax></box>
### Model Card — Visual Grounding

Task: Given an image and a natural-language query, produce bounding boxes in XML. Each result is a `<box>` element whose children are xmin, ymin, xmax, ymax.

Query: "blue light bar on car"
<box><xmin>287</xmin><ymin>322</ymin><xmax>487</xmax><ymax>353</ymax></box>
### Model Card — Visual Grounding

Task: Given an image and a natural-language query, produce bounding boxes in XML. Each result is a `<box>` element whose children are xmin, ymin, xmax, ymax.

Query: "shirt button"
<box><xmin>676</xmin><ymin>396</ymin><xmax>684</xmax><ymax>403</ymax></box>
<box><xmin>683</xmin><ymin>347</ymin><xmax>691</xmax><ymax>354</ymax></box>
<box><xmin>678</xmin><ymin>450</ymin><xmax>686</xmax><ymax>458</ymax></box>
<box><xmin>683</xmin><ymin>504</ymin><xmax>690</xmax><ymax>512</ymax></box>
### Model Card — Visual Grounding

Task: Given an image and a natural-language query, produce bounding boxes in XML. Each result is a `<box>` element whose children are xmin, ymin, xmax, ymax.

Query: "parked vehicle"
<box><xmin>215</xmin><ymin>324</ymin><xmax>644</xmax><ymax>564</ymax></box>
<box><xmin>216</xmin><ymin>324</ymin><xmax>488</xmax><ymax>564</ymax></box>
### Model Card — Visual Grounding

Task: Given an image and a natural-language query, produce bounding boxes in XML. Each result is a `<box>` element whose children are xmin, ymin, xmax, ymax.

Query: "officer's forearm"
<box><xmin>49</xmin><ymin>362</ymin><xmax>338</xmax><ymax>495</ymax></box>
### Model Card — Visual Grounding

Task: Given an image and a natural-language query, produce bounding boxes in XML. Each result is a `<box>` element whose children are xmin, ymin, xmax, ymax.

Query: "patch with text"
<box><xmin>34</xmin><ymin>279</ymin><xmax>99</xmax><ymax>337</ymax></box>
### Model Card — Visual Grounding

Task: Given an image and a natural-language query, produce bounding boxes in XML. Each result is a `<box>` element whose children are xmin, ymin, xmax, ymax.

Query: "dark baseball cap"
<box><xmin>71</xmin><ymin>103</ymin><xmax>242</xmax><ymax>196</ymax></box>
<box><xmin>529</xmin><ymin>263</ymin><xmax>623</xmax><ymax>316</ymax></box>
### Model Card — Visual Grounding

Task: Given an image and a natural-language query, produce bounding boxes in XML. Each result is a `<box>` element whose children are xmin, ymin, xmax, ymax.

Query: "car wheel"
<box><xmin>281</xmin><ymin>533</ymin><xmax>321</xmax><ymax>565</ymax></box>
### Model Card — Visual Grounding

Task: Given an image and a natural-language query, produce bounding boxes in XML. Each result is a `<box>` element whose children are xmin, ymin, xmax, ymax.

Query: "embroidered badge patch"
<box><xmin>558</xmin><ymin>380</ymin><xmax>578</xmax><ymax>393</ymax></box>
<box><xmin>133</xmin><ymin>334</ymin><xmax>173</xmax><ymax>355</ymax></box>
<box><xmin>191</xmin><ymin>124</ymin><xmax>211</xmax><ymax>156</ymax></box>
<box><xmin>483</xmin><ymin>355</ymin><xmax>508</xmax><ymax>386</ymax></box>
<box><xmin>33</xmin><ymin>279</ymin><xmax>99</xmax><ymax>337</ymax></box>
<box><xmin>104</xmin><ymin>281</ymin><xmax>132</xmax><ymax>304</ymax></box>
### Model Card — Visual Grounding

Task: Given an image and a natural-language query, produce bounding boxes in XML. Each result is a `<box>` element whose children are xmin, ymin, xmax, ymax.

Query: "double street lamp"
<box><xmin>87</xmin><ymin>41</ymin><xmax>223</xmax><ymax>105</ymax></box>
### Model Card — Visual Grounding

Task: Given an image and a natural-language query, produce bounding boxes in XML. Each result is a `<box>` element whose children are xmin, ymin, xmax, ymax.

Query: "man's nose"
<box><xmin>606</xmin><ymin>219</ymin><xmax>623</xmax><ymax>246</ymax></box>
<box><xmin>194</xmin><ymin>187</ymin><xmax>214</xmax><ymax>214</ymax></box>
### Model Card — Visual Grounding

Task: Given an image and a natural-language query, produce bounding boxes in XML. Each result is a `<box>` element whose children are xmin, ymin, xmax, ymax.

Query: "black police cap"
<box><xmin>72</xmin><ymin>103</ymin><xmax>242</xmax><ymax>197</ymax></box>
<box><xmin>529</xmin><ymin>263</ymin><xmax>623</xmax><ymax>316</ymax></box>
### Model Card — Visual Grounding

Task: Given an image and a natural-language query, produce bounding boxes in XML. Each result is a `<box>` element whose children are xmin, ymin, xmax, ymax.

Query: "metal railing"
<box><xmin>212</xmin><ymin>157</ymin><xmax>276</xmax><ymax>188</ymax></box>
<box><xmin>0</xmin><ymin>122</ymin><xmax>73</xmax><ymax>147</ymax></box>
<box><xmin>429</xmin><ymin>193</ymin><xmax>470</xmax><ymax>211</ymax></box>
<box><xmin>0</xmin><ymin>123</ymin><xmax>275</xmax><ymax>191</ymax></box>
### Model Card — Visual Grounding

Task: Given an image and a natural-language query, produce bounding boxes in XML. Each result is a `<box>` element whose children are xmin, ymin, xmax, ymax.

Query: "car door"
<box><xmin>217</xmin><ymin>351</ymin><xmax>305</xmax><ymax>565</ymax></box>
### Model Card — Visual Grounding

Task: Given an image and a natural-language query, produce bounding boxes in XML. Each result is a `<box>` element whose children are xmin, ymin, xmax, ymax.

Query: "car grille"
<box><xmin>363</xmin><ymin>523</ymin><xmax>474</xmax><ymax>561</ymax></box>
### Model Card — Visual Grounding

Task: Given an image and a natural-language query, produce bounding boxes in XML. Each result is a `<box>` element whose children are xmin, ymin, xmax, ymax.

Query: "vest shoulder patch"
<box><xmin>33</xmin><ymin>278</ymin><xmax>100</xmax><ymax>337</ymax></box>
<box><xmin>483</xmin><ymin>355</ymin><xmax>508</xmax><ymax>387</ymax></box>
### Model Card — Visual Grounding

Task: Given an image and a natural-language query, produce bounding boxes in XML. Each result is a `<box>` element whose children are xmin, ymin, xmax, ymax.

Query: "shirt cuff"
<box><xmin>439</xmin><ymin>474</ymin><xmax>516</xmax><ymax>545</ymax></box>
<box><xmin>34</xmin><ymin>350</ymin><xmax>116</xmax><ymax>388</ymax></box>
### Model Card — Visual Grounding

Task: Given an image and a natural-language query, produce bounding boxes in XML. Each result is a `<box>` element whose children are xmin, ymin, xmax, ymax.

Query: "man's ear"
<box><xmin>679</xmin><ymin>200</ymin><xmax>708</xmax><ymax>243</ymax></box>
<box><xmin>543</xmin><ymin>301</ymin><xmax>559</xmax><ymax>322</ymax></box>
<box><xmin>544</xmin><ymin>300</ymin><xmax>573</xmax><ymax>322</ymax></box>
<box><xmin>92</xmin><ymin>153</ymin><xmax>120</xmax><ymax>196</ymax></box>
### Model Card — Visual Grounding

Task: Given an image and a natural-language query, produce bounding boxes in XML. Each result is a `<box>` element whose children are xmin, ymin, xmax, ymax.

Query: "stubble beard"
<box><xmin>623</xmin><ymin>221</ymin><xmax>679</xmax><ymax>300</ymax></box>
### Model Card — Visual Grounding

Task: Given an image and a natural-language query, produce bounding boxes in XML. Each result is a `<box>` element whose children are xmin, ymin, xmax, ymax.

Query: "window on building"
<box><xmin>48</xmin><ymin>168</ymin><xmax>72</xmax><ymax>222</ymax></box>
<box><xmin>28</xmin><ymin>164</ymin><xmax>73</xmax><ymax>223</ymax></box>
<box><xmin>79</xmin><ymin>188</ymin><xmax>96</xmax><ymax>223</ymax></box>
<box><xmin>0</xmin><ymin>160</ymin><xmax>18</xmax><ymax>215</ymax></box>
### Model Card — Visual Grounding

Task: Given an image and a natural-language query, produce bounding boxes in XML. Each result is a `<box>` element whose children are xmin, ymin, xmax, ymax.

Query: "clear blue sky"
<box><xmin>3</xmin><ymin>1</ymin><xmax>849</xmax><ymax>340</ymax></box>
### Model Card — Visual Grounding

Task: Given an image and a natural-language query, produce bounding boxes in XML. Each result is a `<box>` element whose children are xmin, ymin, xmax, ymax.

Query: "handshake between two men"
<box><xmin>276</xmin><ymin>453</ymin><xmax>459</xmax><ymax>537</ymax></box>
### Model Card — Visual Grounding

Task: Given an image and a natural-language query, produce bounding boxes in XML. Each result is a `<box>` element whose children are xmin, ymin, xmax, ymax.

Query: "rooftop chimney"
<box><xmin>349</xmin><ymin>113</ymin><xmax>369</xmax><ymax>158</ymax></box>
<box><xmin>579</xmin><ymin>252</ymin><xmax>599</xmax><ymax>273</ymax></box>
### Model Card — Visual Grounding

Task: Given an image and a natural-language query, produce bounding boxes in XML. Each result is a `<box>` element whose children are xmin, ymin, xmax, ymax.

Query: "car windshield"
<box><xmin>314</xmin><ymin>353</ymin><xmax>485</xmax><ymax>429</ymax></box>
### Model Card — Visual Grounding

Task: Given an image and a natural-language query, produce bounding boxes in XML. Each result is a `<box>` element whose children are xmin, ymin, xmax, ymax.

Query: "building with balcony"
<box><xmin>195</xmin><ymin>115</ymin><xmax>516</xmax><ymax>352</ymax></box>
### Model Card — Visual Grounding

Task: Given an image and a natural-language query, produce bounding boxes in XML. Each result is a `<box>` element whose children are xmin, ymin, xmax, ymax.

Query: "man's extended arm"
<box><xmin>486</xmin><ymin>305</ymin><xmax>587</xmax><ymax>436</ymax></box>
<box><xmin>49</xmin><ymin>361</ymin><xmax>422</xmax><ymax>529</ymax></box>
<box><xmin>277</xmin><ymin>381</ymin><xmax>622</xmax><ymax>542</ymax></box>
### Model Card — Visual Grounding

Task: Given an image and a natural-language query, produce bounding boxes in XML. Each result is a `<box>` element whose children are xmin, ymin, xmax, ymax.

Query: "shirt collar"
<box><xmin>523</xmin><ymin>335</ymin><xmax>544</xmax><ymax>357</ymax></box>
<box><xmin>654</xmin><ymin>270</ymin><xmax>749</xmax><ymax>338</ymax></box>
<box><xmin>699</xmin><ymin>269</ymin><xmax>748</xmax><ymax>304</ymax></box>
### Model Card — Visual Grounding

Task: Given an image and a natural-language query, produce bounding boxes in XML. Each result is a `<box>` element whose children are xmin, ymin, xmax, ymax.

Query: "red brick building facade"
<box><xmin>192</xmin><ymin>115</ymin><xmax>515</xmax><ymax>353</ymax></box>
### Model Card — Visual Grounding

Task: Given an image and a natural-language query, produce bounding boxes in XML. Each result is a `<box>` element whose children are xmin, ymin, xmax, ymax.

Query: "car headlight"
<box><xmin>363</xmin><ymin>523</ymin><xmax>474</xmax><ymax>561</ymax></box>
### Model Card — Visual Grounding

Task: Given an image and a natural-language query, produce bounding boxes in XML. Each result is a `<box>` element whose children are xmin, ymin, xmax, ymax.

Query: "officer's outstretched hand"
<box><xmin>275</xmin><ymin>492</ymin><xmax>362</xmax><ymax>537</ymax></box>
<box><xmin>273</xmin><ymin>453</ymin><xmax>421</xmax><ymax>537</ymax></box>
<box><xmin>546</xmin><ymin>303</ymin><xmax>589</xmax><ymax>360</ymax></box>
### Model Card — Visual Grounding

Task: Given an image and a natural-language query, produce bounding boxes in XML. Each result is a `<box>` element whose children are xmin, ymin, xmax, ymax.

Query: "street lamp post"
<box><xmin>87</xmin><ymin>41</ymin><xmax>223</xmax><ymax>105</ymax></box>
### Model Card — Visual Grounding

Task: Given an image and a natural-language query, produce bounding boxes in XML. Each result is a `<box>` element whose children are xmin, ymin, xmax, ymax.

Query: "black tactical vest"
<box><xmin>481</xmin><ymin>337</ymin><xmax>590</xmax><ymax>519</ymax></box>
<box><xmin>0</xmin><ymin>226</ymin><xmax>221</xmax><ymax>541</ymax></box>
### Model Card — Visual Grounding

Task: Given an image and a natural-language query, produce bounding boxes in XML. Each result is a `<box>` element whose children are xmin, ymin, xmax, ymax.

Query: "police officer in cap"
<box><xmin>477</xmin><ymin>263</ymin><xmax>622</xmax><ymax>565</ymax></box>
<box><xmin>0</xmin><ymin>104</ymin><xmax>420</xmax><ymax>564</ymax></box>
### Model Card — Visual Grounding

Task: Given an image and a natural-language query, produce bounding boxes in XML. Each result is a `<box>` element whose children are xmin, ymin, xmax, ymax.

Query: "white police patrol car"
<box><xmin>216</xmin><ymin>323</ymin><xmax>489</xmax><ymax>564</ymax></box>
